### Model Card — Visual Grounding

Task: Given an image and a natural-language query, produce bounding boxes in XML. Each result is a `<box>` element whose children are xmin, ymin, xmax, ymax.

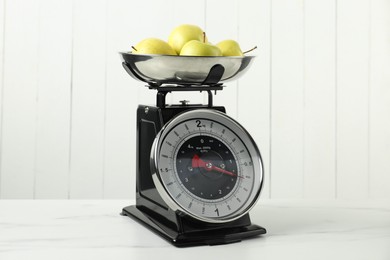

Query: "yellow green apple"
<box><xmin>216</xmin><ymin>40</ymin><xmax>244</xmax><ymax>56</ymax></box>
<box><xmin>132</xmin><ymin>38</ymin><xmax>176</xmax><ymax>55</ymax></box>
<box><xmin>180</xmin><ymin>40</ymin><xmax>222</xmax><ymax>56</ymax></box>
<box><xmin>168</xmin><ymin>24</ymin><xmax>205</xmax><ymax>54</ymax></box>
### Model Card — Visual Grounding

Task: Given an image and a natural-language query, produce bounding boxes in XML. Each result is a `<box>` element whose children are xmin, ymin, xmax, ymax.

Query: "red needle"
<box><xmin>192</xmin><ymin>154</ymin><xmax>237</xmax><ymax>177</ymax></box>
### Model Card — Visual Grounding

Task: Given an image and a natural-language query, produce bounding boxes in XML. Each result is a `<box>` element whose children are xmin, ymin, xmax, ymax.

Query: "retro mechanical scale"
<box><xmin>120</xmin><ymin>52</ymin><xmax>266</xmax><ymax>247</ymax></box>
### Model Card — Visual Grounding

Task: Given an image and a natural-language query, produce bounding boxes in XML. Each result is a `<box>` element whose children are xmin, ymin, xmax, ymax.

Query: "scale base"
<box><xmin>122</xmin><ymin>205</ymin><xmax>266</xmax><ymax>247</ymax></box>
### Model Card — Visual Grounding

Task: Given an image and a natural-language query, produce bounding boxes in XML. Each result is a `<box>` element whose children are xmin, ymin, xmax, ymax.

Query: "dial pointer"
<box><xmin>192</xmin><ymin>154</ymin><xmax>237</xmax><ymax>177</ymax></box>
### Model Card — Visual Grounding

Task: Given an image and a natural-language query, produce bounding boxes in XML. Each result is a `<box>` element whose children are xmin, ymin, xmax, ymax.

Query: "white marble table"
<box><xmin>0</xmin><ymin>199</ymin><xmax>389</xmax><ymax>260</ymax></box>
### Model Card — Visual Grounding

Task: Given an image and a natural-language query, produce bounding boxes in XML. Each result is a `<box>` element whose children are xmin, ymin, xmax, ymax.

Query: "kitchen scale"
<box><xmin>119</xmin><ymin>52</ymin><xmax>266</xmax><ymax>247</ymax></box>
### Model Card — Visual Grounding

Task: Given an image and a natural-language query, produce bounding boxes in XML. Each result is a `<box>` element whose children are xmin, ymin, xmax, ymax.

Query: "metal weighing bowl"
<box><xmin>119</xmin><ymin>52</ymin><xmax>255</xmax><ymax>86</ymax></box>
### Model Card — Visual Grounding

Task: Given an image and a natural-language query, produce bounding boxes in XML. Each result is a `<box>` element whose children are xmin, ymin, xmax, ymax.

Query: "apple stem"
<box><xmin>131</xmin><ymin>46</ymin><xmax>138</xmax><ymax>52</ymax></box>
<box><xmin>203</xmin><ymin>32</ymin><xmax>206</xmax><ymax>43</ymax></box>
<box><xmin>243</xmin><ymin>46</ymin><xmax>257</xmax><ymax>54</ymax></box>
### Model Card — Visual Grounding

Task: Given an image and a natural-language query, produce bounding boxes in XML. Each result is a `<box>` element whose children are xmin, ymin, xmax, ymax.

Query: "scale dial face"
<box><xmin>151</xmin><ymin>109</ymin><xmax>263</xmax><ymax>223</ymax></box>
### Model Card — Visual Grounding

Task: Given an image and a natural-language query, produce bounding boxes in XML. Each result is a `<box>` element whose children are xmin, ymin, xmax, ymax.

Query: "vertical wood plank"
<box><xmin>34</xmin><ymin>0</ymin><xmax>72</xmax><ymax>199</ymax></box>
<box><xmin>0</xmin><ymin>0</ymin><xmax>4</xmax><ymax>197</ymax></box>
<box><xmin>336</xmin><ymin>0</ymin><xmax>370</xmax><ymax>199</ymax></box>
<box><xmin>271</xmin><ymin>0</ymin><xmax>304</xmax><ymax>198</ymax></box>
<box><xmin>70</xmin><ymin>0</ymin><xmax>106</xmax><ymax>198</ymax></box>
<box><xmin>238</xmin><ymin>0</ymin><xmax>271</xmax><ymax>198</ymax></box>
<box><xmin>105</xmin><ymin>0</ymin><xmax>135</xmax><ymax>199</ymax></box>
<box><xmin>206</xmin><ymin>0</ymin><xmax>239</xmax><ymax>119</ymax></box>
<box><xmin>171</xmin><ymin>0</ymin><xmax>206</xmax><ymax>32</ymax></box>
<box><xmin>303</xmin><ymin>0</ymin><xmax>336</xmax><ymax>198</ymax></box>
<box><xmin>104</xmin><ymin>0</ymin><xmax>174</xmax><ymax>198</ymax></box>
<box><xmin>0</xmin><ymin>0</ymin><xmax>39</xmax><ymax>199</ymax></box>
<box><xmin>369</xmin><ymin>0</ymin><xmax>390</xmax><ymax>199</ymax></box>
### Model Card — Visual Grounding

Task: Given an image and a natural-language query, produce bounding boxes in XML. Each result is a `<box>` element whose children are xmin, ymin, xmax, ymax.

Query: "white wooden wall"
<box><xmin>0</xmin><ymin>0</ymin><xmax>389</xmax><ymax>199</ymax></box>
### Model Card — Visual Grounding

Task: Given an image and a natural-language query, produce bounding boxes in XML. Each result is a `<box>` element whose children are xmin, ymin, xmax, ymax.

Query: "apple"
<box><xmin>180</xmin><ymin>40</ymin><xmax>222</xmax><ymax>56</ymax></box>
<box><xmin>131</xmin><ymin>38</ymin><xmax>176</xmax><ymax>55</ymax></box>
<box><xmin>168</xmin><ymin>24</ymin><xmax>205</xmax><ymax>54</ymax></box>
<box><xmin>216</xmin><ymin>40</ymin><xmax>243</xmax><ymax>56</ymax></box>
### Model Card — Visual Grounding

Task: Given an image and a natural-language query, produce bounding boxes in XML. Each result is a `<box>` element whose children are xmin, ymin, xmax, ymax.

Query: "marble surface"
<box><xmin>0</xmin><ymin>199</ymin><xmax>389</xmax><ymax>260</ymax></box>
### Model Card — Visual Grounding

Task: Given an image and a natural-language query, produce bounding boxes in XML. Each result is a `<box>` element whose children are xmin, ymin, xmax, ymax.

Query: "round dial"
<box><xmin>176</xmin><ymin>135</ymin><xmax>238</xmax><ymax>200</ymax></box>
<box><xmin>151</xmin><ymin>109</ymin><xmax>263</xmax><ymax>223</ymax></box>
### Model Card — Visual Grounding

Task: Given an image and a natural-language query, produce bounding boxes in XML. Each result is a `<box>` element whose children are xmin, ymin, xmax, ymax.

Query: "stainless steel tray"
<box><xmin>119</xmin><ymin>52</ymin><xmax>255</xmax><ymax>86</ymax></box>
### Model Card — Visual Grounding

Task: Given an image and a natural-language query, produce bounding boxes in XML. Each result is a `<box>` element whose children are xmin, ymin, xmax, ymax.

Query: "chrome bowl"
<box><xmin>119</xmin><ymin>52</ymin><xmax>255</xmax><ymax>86</ymax></box>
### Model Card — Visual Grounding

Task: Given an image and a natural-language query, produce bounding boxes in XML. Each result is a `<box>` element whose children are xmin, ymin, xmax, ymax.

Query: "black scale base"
<box><xmin>122</xmin><ymin>205</ymin><xmax>266</xmax><ymax>247</ymax></box>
